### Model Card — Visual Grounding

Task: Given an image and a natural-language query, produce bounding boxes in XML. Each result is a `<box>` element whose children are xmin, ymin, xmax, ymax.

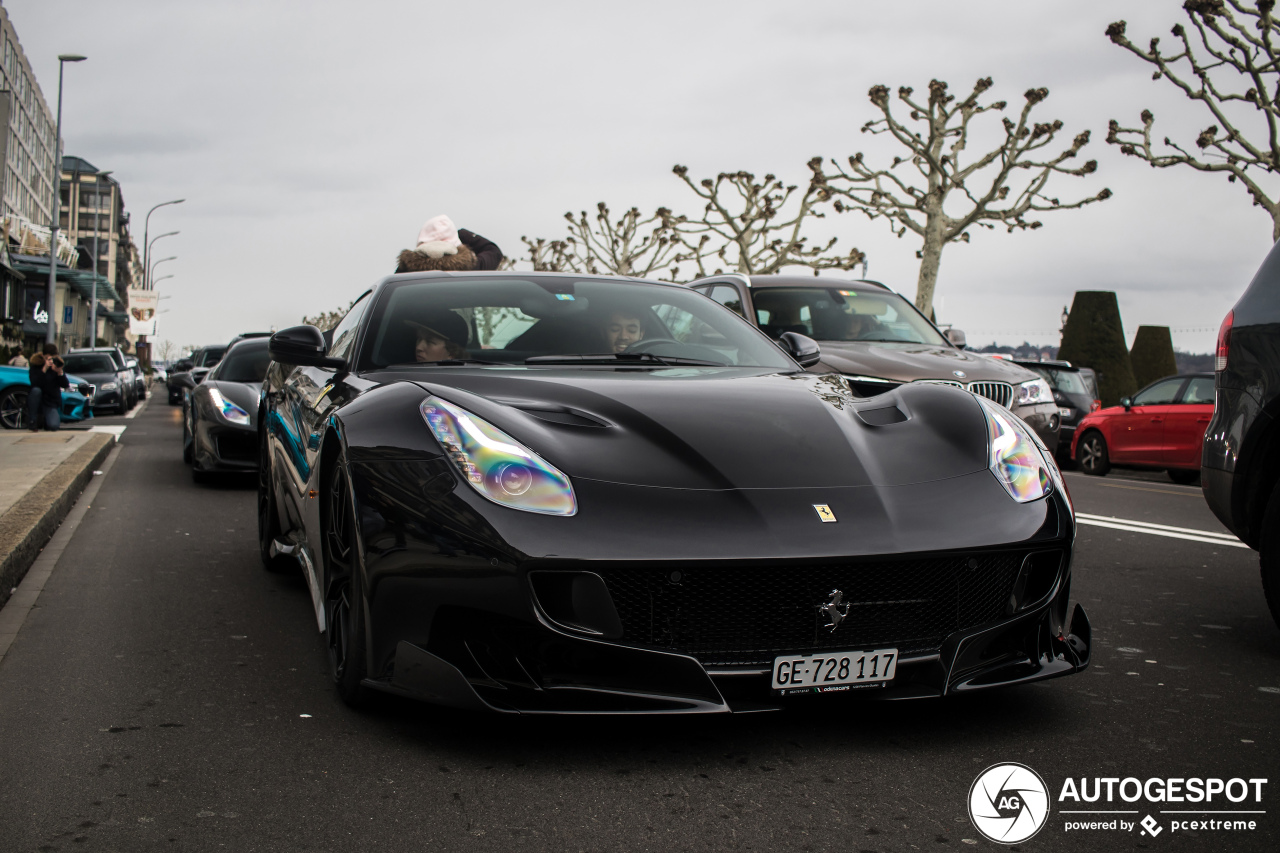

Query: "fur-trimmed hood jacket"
<box><xmin>395</xmin><ymin>228</ymin><xmax>503</xmax><ymax>273</ymax></box>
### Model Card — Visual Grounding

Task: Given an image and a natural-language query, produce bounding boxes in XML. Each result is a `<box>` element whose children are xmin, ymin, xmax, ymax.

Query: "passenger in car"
<box><xmin>604</xmin><ymin>310</ymin><xmax>646</xmax><ymax>352</ymax></box>
<box><xmin>395</xmin><ymin>215</ymin><xmax>504</xmax><ymax>273</ymax></box>
<box><xmin>408</xmin><ymin>312</ymin><xmax>470</xmax><ymax>362</ymax></box>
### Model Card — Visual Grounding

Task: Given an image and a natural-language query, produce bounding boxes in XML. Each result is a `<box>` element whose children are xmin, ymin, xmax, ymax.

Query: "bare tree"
<box><xmin>1106</xmin><ymin>2</ymin><xmax>1280</xmax><ymax>240</ymax></box>
<box><xmin>302</xmin><ymin>301</ymin><xmax>354</xmax><ymax>331</ymax></box>
<box><xmin>513</xmin><ymin>236</ymin><xmax>578</xmax><ymax>272</ymax></box>
<box><xmin>562</xmin><ymin>203</ymin><xmax>685</xmax><ymax>279</ymax></box>
<box><xmin>821</xmin><ymin>78</ymin><xmax>1111</xmax><ymax>315</ymax></box>
<box><xmin>670</xmin><ymin>162</ymin><xmax>864</xmax><ymax>279</ymax></box>
<box><xmin>155</xmin><ymin>339</ymin><xmax>177</xmax><ymax>363</ymax></box>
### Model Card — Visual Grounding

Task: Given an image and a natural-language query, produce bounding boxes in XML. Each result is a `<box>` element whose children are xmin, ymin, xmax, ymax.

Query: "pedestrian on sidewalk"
<box><xmin>8</xmin><ymin>349</ymin><xmax>28</xmax><ymax>367</ymax></box>
<box><xmin>28</xmin><ymin>344</ymin><xmax>68</xmax><ymax>431</ymax></box>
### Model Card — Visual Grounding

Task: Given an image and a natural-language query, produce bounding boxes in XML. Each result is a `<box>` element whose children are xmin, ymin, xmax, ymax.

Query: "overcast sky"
<box><xmin>7</xmin><ymin>0</ymin><xmax>1270</xmax><ymax>353</ymax></box>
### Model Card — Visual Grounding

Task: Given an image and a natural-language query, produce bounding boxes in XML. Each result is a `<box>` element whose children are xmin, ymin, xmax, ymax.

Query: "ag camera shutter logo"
<box><xmin>969</xmin><ymin>763</ymin><xmax>1051</xmax><ymax>844</ymax></box>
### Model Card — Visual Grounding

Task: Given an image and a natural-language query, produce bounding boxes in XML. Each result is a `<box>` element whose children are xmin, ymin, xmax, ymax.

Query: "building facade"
<box><xmin>59</xmin><ymin>155</ymin><xmax>135</xmax><ymax>349</ymax></box>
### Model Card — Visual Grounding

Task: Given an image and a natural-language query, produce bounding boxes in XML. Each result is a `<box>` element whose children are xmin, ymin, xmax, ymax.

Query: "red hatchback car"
<box><xmin>1071</xmin><ymin>373</ymin><xmax>1215</xmax><ymax>484</ymax></box>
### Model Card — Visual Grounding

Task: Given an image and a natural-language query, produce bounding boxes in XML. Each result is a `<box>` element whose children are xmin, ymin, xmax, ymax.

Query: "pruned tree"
<box><xmin>562</xmin><ymin>203</ymin><xmax>685</xmax><ymax>279</ymax></box>
<box><xmin>821</xmin><ymin>78</ymin><xmax>1111</xmax><ymax>315</ymax></box>
<box><xmin>514</xmin><ymin>236</ymin><xmax>578</xmax><ymax>272</ymax></box>
<box><xmin>1106</xmin><ymin>2</ymin><xmax>1280</xmax><ymax>240</ymax></box>
<box><xmin>155</xmin><ymin>339</ymin><xmax>176</xmax><ymax>363</ymax></box>
<box><xmin>302</xmin><ymin>300</ymin><xmax>355</xmax><ymax>331</ymax></box>
<box><xmin>670</xmin><ymin>162</ymin><xmax>864</xmax><ymax>279</ymax></box>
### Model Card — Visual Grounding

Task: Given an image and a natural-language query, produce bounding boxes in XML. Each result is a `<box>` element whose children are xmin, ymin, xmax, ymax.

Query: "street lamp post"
<box><xmin>142</xmin><ymin>199</ymin><xmax>183</xmax><ymax>289</ymax></box>
<box><xmin>90</xmin><ymin>169</ymin><xmax>112</xmax><ymax>347</ymax></box>
<box><xmin>146</xmin><ymin>231</ymin><xmax>178</xmax><ymax>272</ymax></box>
<box><xmin>45</xmin><ymin>54</ymin><xmax>86</xmax><ymax>345</ymax></box>
<box><xmin>149</xmin><ymin>255</ymin><xmax>176</xmax><ymax>284</ymax></box>
<box><xmin>152</xmin><ymin>274</ymin><xmax>175</xmax><ymax>287</ymax></box>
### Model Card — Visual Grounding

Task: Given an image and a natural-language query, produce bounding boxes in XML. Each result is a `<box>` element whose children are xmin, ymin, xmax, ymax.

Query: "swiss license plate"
<box><xmin>1059</xmin><ymin>407</ymin><xmax>1073</xmax><ymax>418</ymax></box>
<box><xmin>771</xmin><ymin>648</ymin><xmax>898</xmax><ymax>695</ymax></box>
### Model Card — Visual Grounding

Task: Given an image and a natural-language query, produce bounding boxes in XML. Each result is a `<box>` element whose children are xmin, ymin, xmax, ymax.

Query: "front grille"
<box><xmin>216</xmin><ymin>431</ymin><xmax>258</xmax><ymax>462</ymax></box>
<box><xmin>968</xmin><ymin>381</ymin><xmax>1013</xmax><ymax>407</ymax></box>
<box><xmin>593</xmin><ymin>552</ymin><xmax>1033</xmax><ymax>667</ymax></box>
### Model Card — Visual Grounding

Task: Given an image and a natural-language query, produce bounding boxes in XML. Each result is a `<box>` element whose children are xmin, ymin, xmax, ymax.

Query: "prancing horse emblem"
<box><xmin>818</xmin><ymin>589</ymin><xmax>851</xmax><ymax>633</ymax></box>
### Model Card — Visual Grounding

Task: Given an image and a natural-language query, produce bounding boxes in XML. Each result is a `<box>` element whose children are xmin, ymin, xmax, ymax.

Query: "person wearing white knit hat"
<box><xmin>395</xmin><ymin>215</ymin><xmax>503</xmax><ymax>273</ymax></box>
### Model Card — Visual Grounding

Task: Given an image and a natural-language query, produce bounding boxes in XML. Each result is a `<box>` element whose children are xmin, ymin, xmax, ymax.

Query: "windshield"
<box><xmin>750</xmin><ymin>287</ymin><xmax>948</xmax><ymax>346</ymax></box>
<box><xmin>360</xmin><ymin>277</ymin><xmax>794</xmax><ymax>369</ymax></box>
<box><xmin>1028</xmin><ymin>366</ymin><xmax>1088</xmax><ymax>395</ymax></box>
<box><xmin>197</xmin><ymin>347</ymin><xmax>227</xmax><ymax>368</ymax></box>
<box><xmin>63</xmin><ymin>354</ymin><xmax>116</xmax><ymax>373</ymax></box>
<box><xmin>211</xmin><ymin>342</ymin><xmax>270</xmax><ymax>383</ymax></box>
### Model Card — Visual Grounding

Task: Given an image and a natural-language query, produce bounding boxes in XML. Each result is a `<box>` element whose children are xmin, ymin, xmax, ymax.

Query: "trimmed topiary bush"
<box><xmin>1129</xmin><ymin>325</ymin><xmax>1178</xmax><ymax>390</ymax></box>
<box><xmin>1057</xmin><ymin>291</ymin><xmax>1137</xmax><ymax>407</ymax></box>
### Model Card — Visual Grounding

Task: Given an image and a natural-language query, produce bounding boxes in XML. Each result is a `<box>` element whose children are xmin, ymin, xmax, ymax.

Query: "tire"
<box><xmin>182</xmin><ymin>407</ymin><xmax>194</xmax><ymax>464</ymax></box>
<box><xmin>1261</xmin><ymin>481</ymin><xmax>1280</xmax><ymax>630</ymax></box>
<box><xmin>1077</xmin><ymin>430</ymin><xmax>1110</xmax><ymax>476</ymax></box>
<box><xmin>1167</xmin><ymin>469</ymin><xmax>1199</xmax><ymax>485</ymax></box>
<box><xmin>0</xmin><ymin>387</ymin><xmax>29</xmax><ymax>429</ymax></box>
<box><xmin>323</xmin><ymin>456</ymin><xmax>369</xmax><ymax>707</ymax></box>
<box><xmin>258</xmin><ymin>430</ymin><xmax>290</xmax><ymax>572</ymax></box>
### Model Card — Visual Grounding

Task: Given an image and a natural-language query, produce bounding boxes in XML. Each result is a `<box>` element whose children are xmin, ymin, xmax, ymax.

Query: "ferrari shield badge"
<box><xmin>813</xmin><ymin>504</ymin><xmax>837</xmax><ymax>523</ymax></box>
<box><xmin>818</xmin><ymin>589</ymin><xmax>851</xmax><ymax>632</ymax></box>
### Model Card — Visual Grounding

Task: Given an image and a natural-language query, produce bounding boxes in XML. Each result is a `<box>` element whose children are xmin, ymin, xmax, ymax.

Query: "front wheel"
<box><xmin>1261</xmin><ymin>481</ymin><xmax>1280</xmax><ymax>629</ymax></box>
<box><xmin>258</xmin><ymin>430</ymin><xmax>289</xmax><ymax>572</ymax></box>
<box><xmin>1077</xmin><ymin>431</ymin><xmax>1110</xmax><ymax>476</ymax></box>
<box><xmin>323</xmin><ymin>457</ymin><xmax>369</xmax><ymax>706</ymax></box>
<box><xmin>0</xmin><ymin>387</ymin><xmax>28</xmax><ymax>429</ymax></box>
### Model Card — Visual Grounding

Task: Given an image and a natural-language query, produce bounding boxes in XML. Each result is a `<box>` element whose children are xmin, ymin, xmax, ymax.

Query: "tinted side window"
<box><xmin>327</xmin><ymin>293</ymin><xmax>372</xmax><ymax>361</ymax></box>
<box><xmin>1132</xmin><ymin>378</ymin><xmax>1183</xmax><ymax>406</ymax></box>
<box><xmin>707</xmin><ymin>285</ymin><xmax>745</xmax><ymax>317</ymax></box>
<box><xmin>1180</xmin><ymin>376</ymin><xmax>1214</xmax><ymax>404</ymax></box>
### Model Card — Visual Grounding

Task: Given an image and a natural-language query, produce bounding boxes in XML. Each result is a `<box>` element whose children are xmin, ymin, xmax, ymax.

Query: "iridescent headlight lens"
<box><xmin>208</xmin><ymin>387</ymin><xmax>250</xmax><ymax>426</ymax></box>
<box><xmin>419</xmin><ymin>396</ymin><xmax>577</xmax><ymax>516</ymax></box>
<box><xmin>978</xmin><ymin>398</ymin><xmax>1051</xmax><ymax>503</ymax></box>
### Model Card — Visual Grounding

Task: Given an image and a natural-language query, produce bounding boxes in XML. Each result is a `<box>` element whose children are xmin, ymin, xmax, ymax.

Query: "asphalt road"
<box><xmin>0</xmin><ymin>399</ymin><xmax>1276</xmax><ymax>852</ymax></box>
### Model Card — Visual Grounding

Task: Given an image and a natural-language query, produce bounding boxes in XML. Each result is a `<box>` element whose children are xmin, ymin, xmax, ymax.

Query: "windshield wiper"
<box><xmin>525</xmin><ymin>353</ymin><xmax>726</xmax><ymax>367</ymax></box>
<box><xmin>386</xmin><ymin>358</ymin><xmax>508</xmax><ymax>367</ymax></box>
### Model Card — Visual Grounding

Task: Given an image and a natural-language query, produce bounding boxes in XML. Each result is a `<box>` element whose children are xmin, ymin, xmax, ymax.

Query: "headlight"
<box><xmin>1015</xmin><ymin>378</ymin><xmax>1053</xmax><ymax>406</ymax></box>
<box><xmin>208</xmin><ymin>388</ymin><xmax>251</xmax><ymax>426</ymax></box>
<box><xmin>100</xmin><ymin>382</ymin><xmax>118</xmax><ymax>391</ymax></box>
<box><xmin>420</xmin><ymin>396</ymin><xmax>576</xmax><ymax>516</ymax></box>
<box><xmin>978</xmin><ymin>397</ymin><xmax>1052</xmax><ymax>503</ymax></box>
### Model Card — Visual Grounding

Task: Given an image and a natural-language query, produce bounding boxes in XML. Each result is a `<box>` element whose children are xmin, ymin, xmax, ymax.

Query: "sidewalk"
<box><xmin>0</xmin><ymin>428</ymin><xmax>116</xmax><ymax>607</ymax></box>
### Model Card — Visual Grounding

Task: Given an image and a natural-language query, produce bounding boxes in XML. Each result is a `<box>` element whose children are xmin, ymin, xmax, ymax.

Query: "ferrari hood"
<box><xmin>816</xmin><ymin>341</ymin><xmax>1037</xmax><ymax>385</ymax></box>
<box><xmin>409</xmin><ymin>368</ymin><xmax>990</xmax><ymax>490</ymax></box>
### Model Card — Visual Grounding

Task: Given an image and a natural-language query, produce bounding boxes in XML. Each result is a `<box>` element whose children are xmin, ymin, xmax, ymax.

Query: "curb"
<box><xmin>0</xmin><ymin>432</ymin><xmax>114</xmax><ymax>609</ymax></box>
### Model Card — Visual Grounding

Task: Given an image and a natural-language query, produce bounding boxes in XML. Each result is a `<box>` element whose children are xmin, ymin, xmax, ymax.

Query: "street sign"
<box><xmin>64</xmin><ymin>305</ymin><xmax>73</xmax><ymax>325</ymax></box>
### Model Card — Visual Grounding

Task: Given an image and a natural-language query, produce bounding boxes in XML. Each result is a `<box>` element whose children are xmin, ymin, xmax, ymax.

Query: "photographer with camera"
<box><xmin>26</xmin><ymin>343</ymin><xmax>69</xmax><ymax>431</ymax></box>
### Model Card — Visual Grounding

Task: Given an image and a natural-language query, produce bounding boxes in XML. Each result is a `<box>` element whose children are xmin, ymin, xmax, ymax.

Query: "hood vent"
<box><xmin>490</xmin><ymin>397</ymin><xmax>611</xmax><ymax>429</ymax></box>
<box><xmin>855</xmin><ymin>405</ymin><xmax>908</xmax><ymax>426</ymax></box>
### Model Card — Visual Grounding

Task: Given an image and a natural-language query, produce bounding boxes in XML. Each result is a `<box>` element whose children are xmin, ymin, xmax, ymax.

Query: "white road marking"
<box><xmin>1075</xmin><ymin>512</ymin><xmax>1249</xmax><ymax>548</ymax></box>
<box><xmin>123</xmin><ymin>395</ymin><xmax>149</xmax><ymax>419</ymax></box>
<box><xmin>88</xmin><ymin>425</ymin><xmax>127</xmax><ymax>441</ymax></box>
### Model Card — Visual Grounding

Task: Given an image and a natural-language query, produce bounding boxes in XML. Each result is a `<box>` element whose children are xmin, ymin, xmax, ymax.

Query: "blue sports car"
<box><xmin>0</xmin><ymin>364</ymin><xmax>96</xmax><ymax>429</ymax></box>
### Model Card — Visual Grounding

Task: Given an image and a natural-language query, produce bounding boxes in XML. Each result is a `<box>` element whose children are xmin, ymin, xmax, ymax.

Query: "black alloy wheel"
<box><xmin>323</xmin><ymin>457</ymin><xmax>369</xmax><ymax>706</ymax></box>
<box><xmin>1167</xmin><ymin>469</ymin><xmax>1199</xmax><ymax>485</ymax></box>
<box><xmin>1077</xmin><ymin>431</ymin><xmax>1110</xmax><ymax>476</ymax></box>
<box><xmin>1261</xmin><ymin>481</ymin><xmax>1280</xmax><ymax>629</ymax></box>
<box><xmin>257</xmin><ymin>428</ymin><xmax>289</xmax><ymax>572</ymax></box>
<box><xmin>0</xmin><ymin>387</ymin><xmax>28</xmax><ymax>429</ymax></box>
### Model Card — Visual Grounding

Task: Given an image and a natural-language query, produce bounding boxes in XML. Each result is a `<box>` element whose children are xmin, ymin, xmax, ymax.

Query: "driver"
<box><xmin>603</xmin><ymin>310</ymin><xmax>646</xmax><ymax>353</ymax></box>
<box><xmin>407</xmin><ymin>312</ymin><xmax>469</xmax><ymax>362</ymax></box>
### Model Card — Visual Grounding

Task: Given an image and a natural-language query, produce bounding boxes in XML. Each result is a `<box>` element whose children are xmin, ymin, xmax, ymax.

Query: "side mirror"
<box><xmin>778</xmin><ymin>331</ymin><xmax>822</xmax><ymax>368</ymax></box>
<box><xmin>945</xmin><ymin>328</ymin><xmax>967</xmax><ymax>349</ymax></box>
<box><xmin>1120</xmin><ymin>397</ymin><xmax>1132</xmax><ymax>411</ymax></box>
<box><xmin>270</xmin><ymin>324</ymin><xmax>346</xmax><ymax>369</ymax></box>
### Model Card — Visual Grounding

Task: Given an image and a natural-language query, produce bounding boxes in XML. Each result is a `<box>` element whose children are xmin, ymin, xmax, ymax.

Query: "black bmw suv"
<box><xmin>1203</xmin><ymin>241</ymin><xmax>1280</xmax><ymax>627</ymax></box>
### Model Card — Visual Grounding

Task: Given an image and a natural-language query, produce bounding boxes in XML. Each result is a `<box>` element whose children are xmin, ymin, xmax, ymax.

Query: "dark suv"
<box><xmin>1014</xmin><ymin>360</ymin><xmax>1099</xmax><ymax>460</ymax></box>
<box><xmin>1203</xmin><ymin>242</ymin><xmax>1280</xmax><ymax>627</ymax></box>
<box><xmin>689</xmin><ymin>274</ymin><xmax>1061</xmax><ymax>451</ymax></box>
